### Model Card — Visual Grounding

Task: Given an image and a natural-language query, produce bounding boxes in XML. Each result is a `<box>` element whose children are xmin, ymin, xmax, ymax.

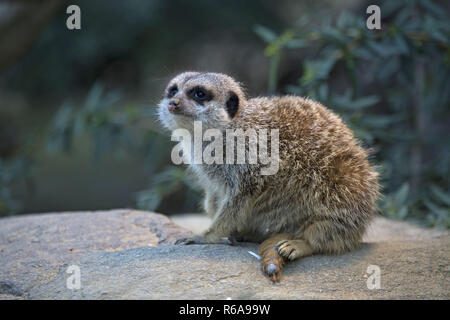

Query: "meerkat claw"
<box><xmin>175</xmin><ymin>236</ymin><xmax>206</xmax><ymax>245</ymax></box>
<box><xmin>228</xmin><ymin>235</ymin><xmax>238</xmax><ymax>246</ymax></box>
<box><xmin>263</xmin><ymin>263</ymin><xmax>281</xmax><ymax>283</ymax></box>
<box><xmin>175</xmin><ymin>236</ymin><xmax>233</xmax><ymax>245</ymax></box>
<box><xmin>221</xmin><ymin>237</ymin><xmax>234</xmax><ymax>245</ymax></box>
<box><xmin>276</xmin><ymin>240</ymin><xmax>297</xmax><ymax>261</ymax></box>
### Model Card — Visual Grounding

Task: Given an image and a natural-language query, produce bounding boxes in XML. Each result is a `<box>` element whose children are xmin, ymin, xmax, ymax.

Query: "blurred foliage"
<box><xmin>136</xmin><ymin>167</ymin><xmax>201</xmax><ymax>212</ymax></box>
<box><xmin>254</xmin><ymin>0</ymin><xmax>450</xmax><ymax>227</ymax></box>
<box><xmin>2</xmin><ymin>0</ymin><xmax>278</xmax><ymax>98</ymax></box>
<box><xmin>2</xmin><ymin>1</ymin><xmax>160</xmax><ymax>96</ymax></box>
<box><xmin>45</xmin><ymin>83</ymin><xmax>202</xmax><ymax>213</ymax></box>
<box><xmin>1</xmin><ymin>0</ymin><xmax>449</xmax><ymax>228</ymax></box>
<box><xmin>47</xmin><ymin>83</ymin><xmax>134</xmax><ymax>159</ymax></box>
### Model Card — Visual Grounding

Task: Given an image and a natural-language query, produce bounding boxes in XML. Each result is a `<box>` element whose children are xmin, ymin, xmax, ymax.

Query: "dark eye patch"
<box><xmin>188</xmin><ymin>86</ymin><xmax>213</xmax><ymax>104</ymax></box>
<box><xmin>167</xmin><ymin>85</ymin><xmax>178</xmax><ymax>98</ymax></box>
<box><xmin>226</xmin><ymin>91</ymin><xmax>239</xmax><ymax>118</ymax></box>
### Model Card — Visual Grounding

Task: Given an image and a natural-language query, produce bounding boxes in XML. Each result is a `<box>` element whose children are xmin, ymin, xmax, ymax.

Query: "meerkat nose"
<box><xmin>168</xmin><ymin>100</ymin><xmax>181</xmax><ymax>112</ymax></box>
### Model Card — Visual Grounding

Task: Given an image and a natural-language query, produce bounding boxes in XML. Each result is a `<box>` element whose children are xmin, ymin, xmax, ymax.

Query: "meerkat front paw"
<box><xmin>276</xmin><ymin>240</ymin><xmax>298</xmax><ymax>260</ymax></box>
<box><xmin>276</xmin><ymin>239</ymin><xmax>314</xmax><ymax>261</ymax></box>
<box><xmin>261</xmin><ymin>247</ymin><xmax>284</xmax><ymax>283</ymax></box>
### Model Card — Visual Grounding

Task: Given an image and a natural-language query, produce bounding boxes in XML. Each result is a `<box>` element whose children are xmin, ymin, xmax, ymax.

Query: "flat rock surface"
<box><xmin>0</xmin><ymin>210</ymin><xmax>448</xmax><ymax>299</ymax></box>
<box><xmin>0</xmin><ymin>209</ymin><xmax>192</xmax><ymax>299</ymax></box>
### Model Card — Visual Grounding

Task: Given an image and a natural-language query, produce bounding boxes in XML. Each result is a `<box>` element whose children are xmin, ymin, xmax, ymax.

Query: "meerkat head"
<box><xmin>158</xmin><ymin>72</ymin><xmax>246</xmax><ymax>131</ymax></box>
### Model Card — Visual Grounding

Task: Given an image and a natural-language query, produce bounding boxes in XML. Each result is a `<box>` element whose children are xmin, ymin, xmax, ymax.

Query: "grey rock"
<box><xmin>0</xmin><ymin>210</ymin><xmax>449</xmax><ymax>299</ymax></box>
<box><xmin>0</xmin><ymin>209</ymin><xmax>192</xmax><ymax>299</ymax></box>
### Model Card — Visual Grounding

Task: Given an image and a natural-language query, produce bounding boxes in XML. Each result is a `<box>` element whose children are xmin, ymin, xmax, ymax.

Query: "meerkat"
<box><xmin>158</xmin><ymin>72</ymin><xmax>380</xmax><ymax>282</ymax></box>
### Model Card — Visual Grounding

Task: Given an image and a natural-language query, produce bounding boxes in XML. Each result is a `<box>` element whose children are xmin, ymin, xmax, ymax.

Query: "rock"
<box><xmin>0</xmin><ymin>210</ymin><xmax>448</xmax><ymax>299</ymax></box>
<box><xmin>0</xmin><ymin>209</ymin><xmax>192</xmax><ymax>299</ymax></box>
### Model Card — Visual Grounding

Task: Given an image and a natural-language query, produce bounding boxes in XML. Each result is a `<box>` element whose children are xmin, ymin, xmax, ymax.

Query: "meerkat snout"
<box><xmin>167</xmin><ymin>98</ymin><xmax>181</xmax><ymax>112</ymax></box>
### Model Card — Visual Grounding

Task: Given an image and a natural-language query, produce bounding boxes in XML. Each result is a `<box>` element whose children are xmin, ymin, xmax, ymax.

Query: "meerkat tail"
<box><xmin>259</xmin><ymin>233</ymin><xmax>293</xmax><ymax>282</ymax></box>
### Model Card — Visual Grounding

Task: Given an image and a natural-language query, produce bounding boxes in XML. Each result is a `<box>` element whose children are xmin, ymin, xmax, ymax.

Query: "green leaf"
<box><xmin>336</xmin><ymin>11</ymin><xmax>354</xmax><ymax>29</ymax></box>
<box><xmin>349</xmin><ymin>96</ymin><xmax>380</xmax><ymax>109</ymax></box>
<box><xmin>321</xmin><ymin>27</ymin><xmax>350</xmax><ymax>45</ymax></box>
<box><xmin>394</xmin><ymin>35</ymin><xmax>409</xmax><ymax>54</ymax></box>
<box><xmin>367</xmin><ymin>40</ymin><xmax>398</xmax><ymax>57</ymax></box>
<box><xmin>430</xmin><ymin>185</ymin><xmax>450</xmax><ymax>207</ymax></box>
<box><xmin>394</xmin><ymin>183</ymin><xmax>410</xmax><ymax>205</ymax></box>
<box><xmin>377</xmin><ymin>57</ymin><xmax>400</xmax><ymax>81</ymax></box>
<box><xmin>318</xmin><ymin>83</ymin><xmax>328</xmax><ymax>101</ymax></box>
<box><xmin>419</xmin><ymin>0</ymin><xmax>447</xmax><ymax>19</ymax></box>
<box><xmin>300</xmin><ymin>56</ymin><xmax>338</xmax><ymax>85</ymax></box>
<box><xmin>397</xmin><ymin>206</ymin><xmax>408</xmax><ymax>218</ymax></box>
<box><xmin>285</xmin><ymin>39</ymin><xmax>307</xmax><ymax>49</ymax></box>
<box><xmin>424</xmin><ymin>200</ymin><xmax>449</xmax><ymax>218</ymax></box>
<box><xmin>253</xmin><ymin>25</ymin><xmax>277</xmax><ymax>43</ymax></box>
<box><xmin>353</xmin><ymin>47</ymin><xmax>375</xmax><ymax>60</ymax></box>
<box><xmin>85</xmin><ymin>83</ymin><xmax>104</xmax><ymax>111</ymax></box>
<box><xmin>360</xmin><ymin>114</ymin><xmax>403</xmax><ymax>128</ymax></box>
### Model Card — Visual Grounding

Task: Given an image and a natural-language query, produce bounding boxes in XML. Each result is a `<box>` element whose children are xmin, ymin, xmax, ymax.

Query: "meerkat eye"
<box><xmin>195</xmin><ymin>90</ymin><xmax>206</xmax><ymax>100</ymax></box>
<box><xmin>188</xmin><ymin>86</ymin><xmax>212</xmax><ymax>103</ymax></box>
<box><xmin>167</xmin><ymin>85</ymin><xmax>178</xmax><ymax>98</ymax></box>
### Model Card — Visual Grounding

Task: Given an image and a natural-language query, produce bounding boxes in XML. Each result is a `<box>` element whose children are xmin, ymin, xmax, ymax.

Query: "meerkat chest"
<box><xmin>190</xmin><ymin>164</ymin><xmax>227</xmax><ymax>196</ymax></box>
<box><xmin>190</xmin><ymin>164</ymin><xmax>229</xmax><ymax>219</ymax></box>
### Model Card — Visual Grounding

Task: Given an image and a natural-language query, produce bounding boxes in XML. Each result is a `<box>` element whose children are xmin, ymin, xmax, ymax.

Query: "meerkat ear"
<box><xmin>226</xmin><ymin>91</ymin><xmax>239</xmax><ymax>118</ymax></box>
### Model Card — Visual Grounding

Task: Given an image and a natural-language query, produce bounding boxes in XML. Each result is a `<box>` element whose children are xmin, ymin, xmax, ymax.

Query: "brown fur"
<box><xmin>158</xmin><ymin>72</ymin><xmax>380</xmax><ymax>282</ymax></box>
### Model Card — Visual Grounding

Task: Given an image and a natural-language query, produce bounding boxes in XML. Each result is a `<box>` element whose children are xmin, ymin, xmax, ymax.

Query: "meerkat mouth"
<box><xmin>168</xmin><ymin>107</ymin><xmax>192</xmax><ymax>117</ymax></box>
<box><xmin>170</xmin><ymin>111</ymin><xmax>194</xmax><ymax>119</ymax></box>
